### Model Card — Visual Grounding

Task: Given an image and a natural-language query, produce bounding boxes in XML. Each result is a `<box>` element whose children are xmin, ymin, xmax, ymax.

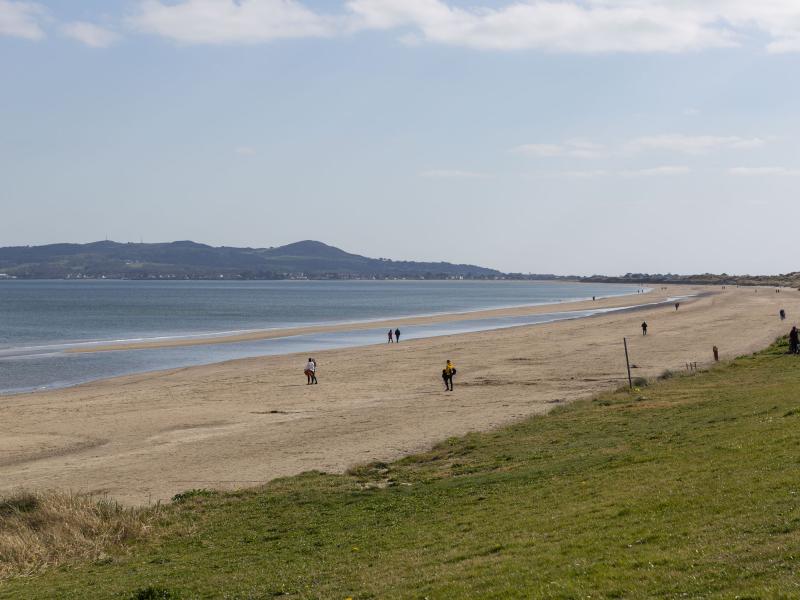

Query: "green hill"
<box><xmin>3</xmin><ymin>339</ymin><xmax>800</xmax><ymax>598</ymax></box>
<box><xmin>0</xmin><ymin>240</ymin><xmax>502</xmax><ymax>280</ymax></box>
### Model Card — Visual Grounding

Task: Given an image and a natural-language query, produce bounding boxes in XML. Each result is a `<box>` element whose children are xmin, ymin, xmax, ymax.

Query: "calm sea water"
<box><xmin>0</xmin><ymin>280</ymin><xmax>643</xmax><ymax>394</ymax></box>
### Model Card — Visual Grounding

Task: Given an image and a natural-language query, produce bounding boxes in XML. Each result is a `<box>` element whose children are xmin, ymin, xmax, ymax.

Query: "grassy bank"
<box><xmin>3</xmin><ymin>340</ymin><xmax>800</xmax><ymax>598</ymax></box>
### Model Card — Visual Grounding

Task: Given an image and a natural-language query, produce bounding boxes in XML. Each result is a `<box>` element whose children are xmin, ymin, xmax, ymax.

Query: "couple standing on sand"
<box><xmin>304</xmin><ymin>358</ymin><xmax>318</xmax><ymax>384</ymax></box>
<box><xmin>387</xmin><ymin>328</ymin><xmax>401</xmax><ymax>343</ymax></box>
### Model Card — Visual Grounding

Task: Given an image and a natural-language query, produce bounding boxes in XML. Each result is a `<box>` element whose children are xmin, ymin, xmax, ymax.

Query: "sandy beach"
<box><xmin>1</xmin><ymin>285</ymin><xmax>797</xmax><ymax>505</ymax></box>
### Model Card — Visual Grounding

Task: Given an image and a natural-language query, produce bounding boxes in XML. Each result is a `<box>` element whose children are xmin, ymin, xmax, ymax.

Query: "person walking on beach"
<box><xmin>790</xmin><ymin>327</ymin><xmax>799</xmax><ymax>355</ymax></box>
<box><xmin>395</xmin><ymin>328</ymin><xmax>401</xmax><ymax>343</ymax></box>
<box><xmin>641</xmin><ymin>321</ymin><xmax>648</xmax><ymax>336</ymax></box>
<box><xmin>304</xmin><ymin>358</ymin><xmax>317</xmax><ymax>384</ymax></box>
<box><xmin>442</xmin><ymin>359</ymin><xmax>456</xmax><ymax>391</ymax></box>
<box><xmin>388</xmin><ymin>329</ymin><xmax>394</xmax><ymax>343</ymax></box>
<box><xmin>780</xmin><ymin>309</ymin><xmax>786</xmax><ymax>321</ymax></box>
<box><xmin>675</xmin><ymin>302</ymin><xmax>680</xmax><ymax>311</ymax></box>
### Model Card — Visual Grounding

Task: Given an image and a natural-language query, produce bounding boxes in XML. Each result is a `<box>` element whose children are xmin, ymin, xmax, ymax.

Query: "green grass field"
<box><xmin>3</xmin><ymin>339</ymin><xmax>800</xmax><ymax>599</ymax></box>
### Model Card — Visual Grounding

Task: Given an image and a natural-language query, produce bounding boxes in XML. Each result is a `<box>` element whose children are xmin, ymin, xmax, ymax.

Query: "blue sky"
<box><xmin>2</xmin><ymin>1</ymin><xmax>800</xmax><ymax>274</ymax></box>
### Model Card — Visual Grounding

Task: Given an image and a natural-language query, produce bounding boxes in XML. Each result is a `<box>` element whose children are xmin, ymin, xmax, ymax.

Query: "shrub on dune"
<box><xmin>0</xmin><ymin>490</ymin><xmax>158</xmax><ymax>580</ymax></box>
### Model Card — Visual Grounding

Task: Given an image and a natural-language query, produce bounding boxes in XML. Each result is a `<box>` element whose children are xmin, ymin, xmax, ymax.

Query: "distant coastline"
<box><xmin>0</xmin><ymin>239</ymin><xmax>504</xmax><ymax>281</ymax></box>
<box><xmin>1</xmin><ymin>239</ymin><xmax>797</xmax><ymax>286</ymax></box>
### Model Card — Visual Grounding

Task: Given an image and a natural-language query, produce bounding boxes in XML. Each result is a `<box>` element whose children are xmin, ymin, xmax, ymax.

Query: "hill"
<box><xmin>2</xmin><ymin>339</ymin><xmax>799</xmax><ymax>596</ymax></box>
<box><xmin>0</xmin><ymin>240</ymin><xmax>503</xmax><ymax>280</ymax></box>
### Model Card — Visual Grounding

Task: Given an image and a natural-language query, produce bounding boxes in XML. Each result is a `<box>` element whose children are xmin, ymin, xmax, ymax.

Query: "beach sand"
<box><xmin>1</xmin><ymin>285</ymin><xmax>797</xmax><ymax>505</ymax></box>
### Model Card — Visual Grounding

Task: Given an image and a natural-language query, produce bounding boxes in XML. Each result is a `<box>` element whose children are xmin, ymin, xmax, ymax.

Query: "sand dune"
<box><xmin>1</xmin><ymin>285</ymin><xmax>797</xmax><ymax>505</ymax></box>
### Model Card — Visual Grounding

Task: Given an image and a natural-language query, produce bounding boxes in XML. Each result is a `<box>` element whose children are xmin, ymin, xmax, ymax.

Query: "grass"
<box><xmin>0</xmin><ymin>490</ymin><xmax>159</xmax><ymax>582</ymax></box>
<box><xmin>3</xmin><ymin>339</ymin><xmax>800</xmax><ymax>598</ymax></box>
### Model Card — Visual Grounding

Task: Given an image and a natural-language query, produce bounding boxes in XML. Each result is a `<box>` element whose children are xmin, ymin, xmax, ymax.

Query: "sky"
<box><xmin>1</xmin><ymin>1</ymin><xmax>800</xmax><ymax>275</ymax></box>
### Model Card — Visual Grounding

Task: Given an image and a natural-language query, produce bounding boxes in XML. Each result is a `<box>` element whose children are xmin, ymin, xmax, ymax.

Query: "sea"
<box><xmin>0</xmin><ymin>280</ymin><xmax>645</xmax><ymax>394</ymax></box>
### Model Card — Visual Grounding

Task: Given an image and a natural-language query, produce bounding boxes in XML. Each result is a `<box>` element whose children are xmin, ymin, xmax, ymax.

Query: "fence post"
<box><xmin>623</xmin><ymin>337</ymin><xmax>633</xmax><ymax>389</ymax></box>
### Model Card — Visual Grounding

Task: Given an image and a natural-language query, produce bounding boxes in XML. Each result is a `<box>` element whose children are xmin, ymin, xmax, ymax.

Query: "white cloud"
<box><xmin>530</xmin><ymin>167</ymin><xmax>688</xmax><ymax>178</ymax></box>
<box><xmin>514</xmin><ymin>144</ymin><xmax>564</xmax><ymax>158</ymax></box>
<box><xmin>767</xmin><ymin>37</ymin><xmax>800</xmax><ymax>53</ymax></box>
<box><xmin>728</xmin><ymin>167</ymin><xmax>800</xmax><ymax>176</ymax></box>
<box><xmin>544</xmin><ymin>169</ymin><xmax>613</xmax><ymax>179</ymax></box>
<box><xmin>627</xmin><ymin>134</ymin><xmax>765</xmax><ymax>155</ymax></box>
<box><xmin>514</xmin><ymin>140</ymin><xmax>607</xmax><ymax>159</ymax></box>
<box><xmin>344</xmin><ymin>0</ymin><xmax>800</xmax><ymax>54</ymax></box>
<box><xmin>235</xmin><ymin>146</ymin><xmax>257</xmax><ymax>156</ymax></box>
<box><xmin>62</xmin><ymin>21</ymin><xmax>119</xmax><ymax>47</ymax></box>
<box><xmin>621</xmin><ymin>165</ymin><xmax>691</xmax><ymax>177</ymax></box>
<box><xmin>515</xmin><ymin>134</ymin><xmax>766</xmax><ymax>160</ymax></box>
<box><xmin>130</xmin><ymin>0</ymin><xmax>336</xmax><ymax>44</ymax></box>
<box><xmin>0</xmin><ymin>0</ymin><xmax>46</xmax><ymax>40</ymax></box>
<box><xmin>345</xmin><ymin>0</ymin><xmax>734</xmax><ymax>52</ymax></box>
<box><xmin>694</xmin><ymin>0</ymin><xmax>800</xmax><ymax>55</ymax></box>
<box><xmin>556</xmin><ymin>169</ymin><xmax>609</xmax><ymax>178</ymax></box>
<box><xmin>123</xmin><ymin>1</ymin><xmax>800</xmax><ymax>53</ymax></box>
<box><xmin>420</xmin><ymin>169</ymin><xmax>488</xmax><ymax>178</ymax></box>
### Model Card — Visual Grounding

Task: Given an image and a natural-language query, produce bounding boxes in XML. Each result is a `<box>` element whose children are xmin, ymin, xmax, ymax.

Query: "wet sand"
<box><xmin>1</xmin><ymin>285</ymin><xmax>796</xmax><ymax>505</ymax></box>
<box><xmin>67</xmin><ymin>286</ymin><xmax>662</xmax><ymax>353</ymax></box>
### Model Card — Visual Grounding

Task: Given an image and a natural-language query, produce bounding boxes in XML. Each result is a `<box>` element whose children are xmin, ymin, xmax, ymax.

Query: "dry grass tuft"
<box><xmin>0</xmin><ymin>489</ymin><xmax>159</xmax><ymax>580</ymax></box>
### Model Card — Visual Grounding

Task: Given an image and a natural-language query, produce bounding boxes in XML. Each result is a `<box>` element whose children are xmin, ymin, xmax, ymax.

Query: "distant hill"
<box><xmin>0</xmin><ymin>240</ymin><xmax>505</xmax><ymax>280</ymax></box>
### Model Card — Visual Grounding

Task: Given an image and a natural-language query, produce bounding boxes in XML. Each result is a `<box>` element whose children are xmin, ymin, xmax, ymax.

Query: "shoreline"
<box><xmin>65</xmin><ymin>286</ymin><xmax>652</xmax><ymax>354</ymax></box>
<box><xmin>0</xmin><ymin>288</ymin><xmax>673</xmax><ymax>396</ymax></box>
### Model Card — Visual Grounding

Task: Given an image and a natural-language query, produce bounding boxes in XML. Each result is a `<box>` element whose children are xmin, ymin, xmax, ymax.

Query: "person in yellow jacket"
<box><xmin>441</xmin><ymin>360</ymin><xmax>456</xmax><ymax>391</ymax></box>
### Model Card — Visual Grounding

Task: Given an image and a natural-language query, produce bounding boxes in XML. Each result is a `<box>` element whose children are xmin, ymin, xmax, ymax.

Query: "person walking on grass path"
<box><xmin>304</xmin><ymin>357</ymin><xmax>318</xmax><ymax>385</ymax></box>
<box><xmin>790</xmin><ymin>327</ymin><xmax>799</xmax><ymax>355</ymax></box>
<box><xmin>641</xmin><ymin>321</ymin><xmax>648</xmax><ymax>336</ymax></box>
<box><xmin>442</xmin><ymin>359</ymin><xmax>456</xmax><ymax>391</ymax></box>
<box><xmin>388</xmin><ymin>329</ymin><xmax>394</xmax><ymax>343</ymax></box>
<box><xmin>395</xmin><ymin>328</ymin><xmax>401</xmax><ymax>343</ymax></box>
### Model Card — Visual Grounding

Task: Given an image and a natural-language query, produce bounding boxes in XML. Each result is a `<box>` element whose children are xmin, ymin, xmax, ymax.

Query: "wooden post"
<box><xmin>623</xmin><ymin>337</ymin><xmax>633</xmax><ymax>389</ymax></box>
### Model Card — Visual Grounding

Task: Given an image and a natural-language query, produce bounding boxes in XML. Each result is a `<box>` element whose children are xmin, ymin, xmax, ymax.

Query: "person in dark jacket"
<box><xmin>790</xmin><ymin>327</ymin><xmax>799</xmax><ymax>355</ymax></box>
<box><xmin>395</xmin><ymin>328</ymin><xmax>401</xmax><ymax>343</ymax></box>
<box><xmin>442</xmin><ymin>360</ymin><xmax>456</xmax><ymax>391</ymax></box>
<box><xmin>641</xmin><ymin>321</ymin><xmax>648</xmax><ymax>336</ymax></box>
